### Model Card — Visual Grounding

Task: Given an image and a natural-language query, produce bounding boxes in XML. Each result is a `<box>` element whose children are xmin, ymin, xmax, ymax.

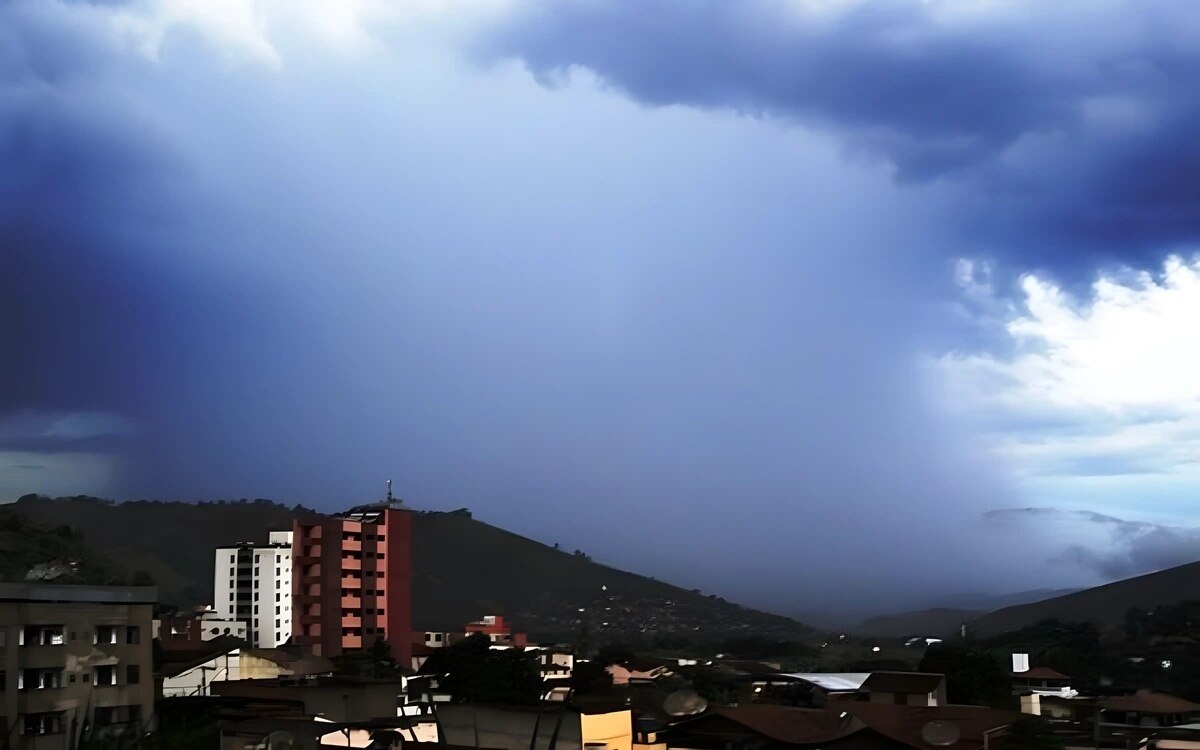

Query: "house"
<box><xmin>1100</xmin><ymin>690</ymin><xmax>1200</xmax><ymax>731</ymax></box>
<box><xmin>607</xmin><ymin>657</ymin><xmax>675</xmax><ymax>686</ymax></box>
<box><xmin>211</xmin><ymin>675</ymin><xmax>408</xmax><ymax>724</ymax></box>
<box><xmin>749</xmin><ymin>673</ymin><xmax>871</xmax><ymax>704</ymax></box>
<box><xmin>657</xmin><ymin>701</ymin><xmax>1020</xmax><ymax>749</ymax></box>
<box><xmin>435</xmin><ymin>703</ymin><xmax>633</xmax><ymax>750</ymax></box>
<box><xmin>859</xmin><ymin>672</ymin><xmax>947</xmax><ymax>707</ymax></box>
<box><xmin>154</xmin><ymin>606</ymin><xmax>248</xmax><ymax>648</ymax></box>
<box><xmin>158</xmin><ymin>635</ymin><xmax>245</xmax><ymax>697</ymax></box>
<box><xmin>0</xmin><ymin>583</ymin><xmax>157</xmax><ymax>749</ymax></box>
<box><xmin>239</xmin><ymin>647</ymin><xmax>335</xmax><ymax>680</ymax></box>
<box><xmin>219</xmin><ymin>715</ymin><xmax>442</xmax><ymax>749</ymax></box>
<box><xmin>1010</xmin><ymin>653</ymin><xmax>1077</xmax><ymax>698</ymax></box>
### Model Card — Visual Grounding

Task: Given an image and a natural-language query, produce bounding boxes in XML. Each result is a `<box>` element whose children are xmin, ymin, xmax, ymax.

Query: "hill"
<box><xmin>2</xmin><ymin>495</ymin><xmax>811</xmax><ymax>643</ymax></box>
<box><xmin>854</xmin><ymin>608</ymin><xmax>978</xmax><ymax>638</ymax></box>
<box><xmin>854</xmin><ymin>589</ymin><xmax>1082</xmax><ymax>637</ymax></box>
<box><xmin>971</xmin><ymin>561</ymin><xmax>1200</xmax><ymax>637</ymax></box>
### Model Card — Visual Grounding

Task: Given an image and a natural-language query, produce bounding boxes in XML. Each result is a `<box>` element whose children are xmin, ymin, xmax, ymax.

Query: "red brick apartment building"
<box><xmin>291</xmin><ymin>503</ymin><xmax>412</xmax><ymax>664</ymax></box>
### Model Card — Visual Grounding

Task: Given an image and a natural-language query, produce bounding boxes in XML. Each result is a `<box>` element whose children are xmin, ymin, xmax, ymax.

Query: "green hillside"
<box><xmin>971</xmin><ymin>561</ymin><xmax>1200</xmax><ymax>637</ymax></box>
<box><xmin>3</xmin><ymin>495</ymin><xmax>811</xmax><ymax>643</ymax></box>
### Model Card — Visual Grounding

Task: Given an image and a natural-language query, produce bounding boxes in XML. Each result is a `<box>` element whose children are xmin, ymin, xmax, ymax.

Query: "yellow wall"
<box><xmin>581</xmin><ymin>710</ymin><xmax>633</xmax><ymax>750</ymax></box>
<box><xmin>238</xmin><ymin>652</ymin><xmax>291</xmax><ymax>679</ymax></box>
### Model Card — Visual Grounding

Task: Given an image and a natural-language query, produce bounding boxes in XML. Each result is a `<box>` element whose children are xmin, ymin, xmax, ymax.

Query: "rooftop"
<box><xmin>779</xmin><ymin>672</ymin><xmax>871</xmax><ymax>692</ymax></box>
<box><xmin>861</xmin><ymin>671</ymin><xmax>945</xmax><ymax>694</ymax></box>
<box><xmin>0</xmin><ymin>582</ymin><xmax>157</xmax><ymax>605</ymax></box>
<box><xmin>1101</xmin><ymin>690</ymin><xmax>1200</xmax><ymax>715</ymax></box>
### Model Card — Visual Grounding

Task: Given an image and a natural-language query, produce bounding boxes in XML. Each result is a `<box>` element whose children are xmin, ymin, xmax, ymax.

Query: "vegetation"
<box><xmin>425</xmin><ymin>633</ymin><xmax>544</xmax><ymax>704</ymax></box>
<box><xmin>918</xmin><ymin>644</ymin><xmax>1010</xmax><ymax>707</ymax></box>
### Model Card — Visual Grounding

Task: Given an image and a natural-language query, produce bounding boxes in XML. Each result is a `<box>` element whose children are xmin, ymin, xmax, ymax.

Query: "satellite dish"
<box><xmin>663</xmin><ymin>689</ymin><xmax>709</xmax><ymax>717</ymax></box>
<box><xmin>920</xmin><ymin>721</ymin><xmax>961</xmax><ymax>747</ymax></box>
<box><xmin>264</xmin><ymin>730</ymin><xmax>318</xmax><ymax>750</ymax></box>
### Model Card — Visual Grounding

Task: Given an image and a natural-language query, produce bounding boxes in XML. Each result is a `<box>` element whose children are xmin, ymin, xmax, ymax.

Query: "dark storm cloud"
<box><xmin>0</xmin><ymin>3</ymin><xmax>184</xmax><ymax>422</ymax></box>
<box><xmin>0</xmin><ymin>0</ymin><xmax>1109</xmax><ymax>614</ymax></box>
<box><xmin>482</xmin><ymin>0</ymin><xmax>1200</xmax><ymax>263</ymax></box>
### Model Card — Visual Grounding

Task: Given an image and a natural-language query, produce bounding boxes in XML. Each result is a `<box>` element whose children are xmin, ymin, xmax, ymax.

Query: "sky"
<box><xmin>4</xmin><ymin>0</ymin><xmax>1200</xmax><ymax>618</ymax></box>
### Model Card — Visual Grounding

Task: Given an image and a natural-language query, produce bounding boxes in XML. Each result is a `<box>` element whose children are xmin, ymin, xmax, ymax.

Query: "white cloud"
<box><xmin>936</xmin><ymin>254</ymin><xmax>1200</xmax><ymax>485</ymax></box>
<box><xmin>92</xmin><ymin>0</ymin><xmax>513</xmax><ymax>67</ymax></box>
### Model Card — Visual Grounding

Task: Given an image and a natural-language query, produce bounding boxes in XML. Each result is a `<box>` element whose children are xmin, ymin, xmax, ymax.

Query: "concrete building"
<box><xmin>214</xmin><ymin>530</ymin><xmax>293</xmax><ymax>649</ymax></box>
<box><xmin>0</xmin><ymin>583</ymin><xmax>157</xmax><ymax>749</ymax></box>
<box><xmin>154</xmin><ymin>606</ymin><xmax>248</xmax><ymax>648</ymax></box>
<box><xmin>292</xmin><ymin>502</ymin><xmax>413</xmax><ymax>665</ymax></box>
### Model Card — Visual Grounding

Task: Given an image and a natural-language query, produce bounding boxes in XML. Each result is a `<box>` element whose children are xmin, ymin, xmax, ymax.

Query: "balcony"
<box><xmin>302</xmin><ymin>525</ymin><xmax>323</xmax><ymax>539</ymax></box>
<box><xmin>340</xmin><ymin>576</ymin><xmax>361</xmax><ymax>589</ymax></box>
<box><xmin>340</xmin><ymin>596</ymin><xmax>361</xmax><ymax>609</ymax></box>
<box><xmin>341</xmin><ymin>557</ymin><xmax>361</xmax><ymax>571</ymax></box>
<box><xmin>341</xmin><ymin>615</ymin><xmax>362</xmax><ymax>628</ymax></box>
<box><xmin>299</xmin><ymin>613</ymin><xmax>322</xmax><ymax>625</ymax></box>
<box><xmin>298</xmin><ymin>565</ymin><xmax>322</xmax><ymax>581</ymax></box>
<box><xmin>342</xmin><ymin>635</ymin><xmax>362</xmax><ymax>649</ymax></box>
<box><xmin>342</xmin><ymin>538</ymin><xmax>362</xmax><ymax>552</ymax></box>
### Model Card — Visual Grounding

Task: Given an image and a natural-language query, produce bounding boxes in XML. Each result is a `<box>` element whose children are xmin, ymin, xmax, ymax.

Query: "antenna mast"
<box><xmin>387</xmin><ymin>479</ymin><xmax>393</xmax><ymax>503</ymax></box>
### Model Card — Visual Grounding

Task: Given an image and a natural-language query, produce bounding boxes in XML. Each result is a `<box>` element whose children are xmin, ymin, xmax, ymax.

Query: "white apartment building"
<box><xmin>213</xmin><ymin>531</ymin><xmax>293</xmax><ymax>648</ymax></box>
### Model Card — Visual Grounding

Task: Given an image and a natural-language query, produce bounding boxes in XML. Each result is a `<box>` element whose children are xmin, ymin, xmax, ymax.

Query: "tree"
<box><xmin>570</xmin><ymin>659</ymin><xmax>613</xmax><ymax>696</ymax></box>
<box><xmin>994</xmin><ymin>716</ymin><xmax>1064</xmax><ymax>750</ymax></box>
<box><xmin>434</xmin><ymin>633</ymin><xmax>543</xmax><ymax>704</ymax></box>
<box><xmin>919</xmin><ymin>645</ymin><xmax>1010</xmax><ymax>707</ymax></box>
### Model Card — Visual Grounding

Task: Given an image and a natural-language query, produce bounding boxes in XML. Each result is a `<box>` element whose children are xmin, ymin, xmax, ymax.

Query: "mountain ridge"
<box><xmin>1</xmin><ymin>495</ymin><xmax>812</xmax><ymax>644</ymax></box>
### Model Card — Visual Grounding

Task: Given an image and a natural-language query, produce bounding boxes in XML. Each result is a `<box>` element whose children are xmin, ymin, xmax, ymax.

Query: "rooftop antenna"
<box><xmin>387</xmin><ymin>479</ymin><xmax>393</xmax><ymax>503</ymax></box>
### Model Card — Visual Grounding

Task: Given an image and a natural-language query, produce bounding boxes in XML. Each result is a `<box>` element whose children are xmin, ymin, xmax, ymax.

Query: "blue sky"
<box><xmin>4</xmin><ymin>0</ymin><xmax>1200</xmax><ymax>616</ymax></box>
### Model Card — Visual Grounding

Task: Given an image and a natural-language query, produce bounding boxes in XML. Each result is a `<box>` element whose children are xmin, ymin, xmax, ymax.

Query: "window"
<box><xmin>377</xmin><ymin>609</ymin><xmax>385</xmax><ymax>616</ymax></box>
<box><xmin>26</xmin><ymin>626</ymin><xmax>65</xmax><ymax>646</ymax></box>
<box><xmin>375</xmin><ymin>590</ymin><xmax>383</xmax><ymax>596</ymax></box>
<box><xmin>276</xmin><ymin>580</ymin><xmax>281</xmax><ymax>589</ymax></box>
<box><xmin>254</xmin><ymin>606</ymin><xmax>259</xmax><ymax>614</ymax></box>
<box><xmin>127</xmin><ymin>665</ymin><xmax>140</xmax><ymax>685</ymax></box>
<box><xmin>229</xmin><ymin>593</ymin><xmax>234</xmax><ymax>601</ymax></box>
<box><xmin>23</xmin><ymin>712</ymin><xmax>63</xmax><ymax>736</ymax></box>
<box><xmin>94</xmin><ymin>666</ymin><xmax>117</xmax><ymax>686</ymax></box>
<box><xmin>229</xmin><ymin>579</ymin><xmax>234</xmax><ymax>587</ymax></box>
<box><xmin>275</xmin><ymin>619</ymin><xmax>281</xmax><ymax>628</ymax></box>
<box><xmin>275</xmin><ymin>606</ymin><xmax>280</xmax><ymax>615</ymax></box>
<box><xmin>254</xmin><ymin>567</ymin><xmax>260</xmax><ymax>576</ymax></box>
<box><xmin>377</xmin><ymin>553</ymin><xmax>385</xmax><ymax>560</ymax></box>
<box><xmin>95</xmin><ymin>626</ymin><xmax>117</xmax><ymax>645</ymax></box>
<box><xmin>276</xmin><ymin>593</ymin><xmax>281</xmax><ymax>602</ymax></box>
<box><xmin>24</xmin><ymin>669</ymin><xmax>63</xmax><ymax>689</ymax></box>
<box><xmin>229</xmin><ymin>567</ymin><xmax>234</xmax><ymax>576</ymax></box>
<box><xmin>254</xmin><ymin>593</ymin><xmax>259</xmax><ymax>601</ymax></box>
<box><xmin>126</xmin><ymin>626</ymin><xmax>141</xmax><ymax>645</ymax></box>
<box><xmin>276</xmin><ymin>567</ymin><xmax>281</xmax><ymax>575</ymax></box>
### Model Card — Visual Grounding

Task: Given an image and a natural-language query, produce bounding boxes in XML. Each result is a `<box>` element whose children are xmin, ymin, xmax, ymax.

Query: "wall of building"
<box><xmin>580</xmin><ymin>710</ymin><xmax>633</xmax><ymax>750</ymax></box>
<box><xmin>0</xmin><ymin>596</ymin><xmax>155</xmax><ymax>749</ymax></box>
<box><xmin>214</xmin><ymin>534</ymin><xmax>293</xmax><ymax>649</ymax></box>
<box><xmin>437</xmin><ymin>704</ymin><xmax>584</xmax><ymax>750</ymax></box>
<box><xmin>161</xmin><ymin>652</ymin><xmax>241</xmax><ymax>697</ymax></box>
<box><xmin>212</xmin><ymin>679</ymin><xmax>404</xmax><ymax>723</ymax></box>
